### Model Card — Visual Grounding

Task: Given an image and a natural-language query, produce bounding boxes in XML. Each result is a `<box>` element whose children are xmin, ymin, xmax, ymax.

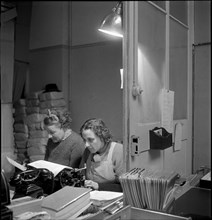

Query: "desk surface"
<box><xmin>172</xmin><ymin>187</ymin><xmax>211</xmax><ymax>219</ymax></box>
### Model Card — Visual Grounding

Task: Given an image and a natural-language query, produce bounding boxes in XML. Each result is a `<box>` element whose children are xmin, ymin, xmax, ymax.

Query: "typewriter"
<box><xmin>9</xmin><ymin>168</ymin><xmax>55</xmax><ymax>199</ymax></box>
<box><xmin>9</xmin><ymin>166</ymin><xmax>86</xmax><ymax>199</ymax></box>
<box><xmin>58</xmin><ymin>167</ymin><xmax>86</xmax><ymax>188</ymax></box>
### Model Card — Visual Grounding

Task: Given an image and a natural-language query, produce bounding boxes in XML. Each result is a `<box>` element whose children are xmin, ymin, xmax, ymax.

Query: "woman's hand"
<box><xmin>84</xmin><ymin>180</ymin><xmax>99</xmax><ymax>190</ymax></box>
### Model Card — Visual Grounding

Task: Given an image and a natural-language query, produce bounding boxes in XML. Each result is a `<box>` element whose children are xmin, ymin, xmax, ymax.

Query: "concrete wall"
<box><xmin>70</xmin><ymin>2</ymin><xmax>123</xmax><ymax>140</ymax></box>
<box><xmin>28</xmin><ymin>1</ymin><xmax>123</xmax><ymax>140</ymax></box>
<box><xmin>29</xmin><ymin>1</ymin><xmax>69</xmax><ymax>103</ymax></box>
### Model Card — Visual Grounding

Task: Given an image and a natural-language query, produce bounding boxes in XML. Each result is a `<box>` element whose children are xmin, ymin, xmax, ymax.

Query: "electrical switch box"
<box><xmin>131</xmin><ymin>135</ymin><xmax>141</xmax><ymax>156</ymax></box>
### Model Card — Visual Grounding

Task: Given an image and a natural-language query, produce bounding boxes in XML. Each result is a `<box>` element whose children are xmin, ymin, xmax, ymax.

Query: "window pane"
<box><xmin>138</xmin><ymin>2</ymin><xmax>166</xmax><ymax>123</ymax></box>
<box><xmin>169</xmin><ymin>18</ymin><xmax>188</xmax><ymax>119</ymax></box>
<box><xmin>151</xmin><ymin>1</ymin><xmax>165</xmax><ymax>10</ymax></box>
<box><xmin>170</xmin><ymin>1</ymin><xmax>188</xmax><ymax>25</ymax></box>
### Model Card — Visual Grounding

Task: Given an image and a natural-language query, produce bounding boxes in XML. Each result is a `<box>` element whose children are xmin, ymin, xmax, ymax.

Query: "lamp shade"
<box><xmin>98</xmin><ymin>2</ymin><xmax>123</xmax><ymax>38</ymax></box>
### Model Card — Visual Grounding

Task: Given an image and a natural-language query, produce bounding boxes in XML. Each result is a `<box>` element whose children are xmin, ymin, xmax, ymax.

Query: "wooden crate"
<box><xmin>84</xmin><ymin>205</ymin><xmax>131</xmax><ymax>220</ymax></box>
<box><xmin>85</xmin><ymin>206</ymin><xmax>191</xmax><ymax>220</ymax></box>
<box><xmin>131</xmin><ymin>207</ymin><xmax>191</xmax><ymax>220</ymax></box>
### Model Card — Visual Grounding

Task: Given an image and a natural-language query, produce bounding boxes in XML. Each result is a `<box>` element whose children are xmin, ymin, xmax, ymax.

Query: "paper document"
<box><xmin>7</xmin><ymin>157</ymin><xmax>72</xmax><ymax>177</ymax></box>
<box><xmin>7</xmin><ymin>157</ymin><xmax>27</xmax><ymax>171</ymax></box>
<box><xmin>174</xmin><ymin>123</ymin><xmax>182</xmax><ymax>151</ymax></box>
<box><xmin>90</xmin><ymin>191</ymin><xmax>123</xmax><ymax>210</ymax></box>
<box><xmin>90</xmin><ymin>190</ymin><xmax>123</xmax><ymax>201</ymax></box>
<box><xmin>120</xmin><ymin>69</ymin><xmax>123</xmax><ymax>89</ymax></box>
<box><xmin>201</xmin><ymin>171</ymin><xmax>211</xmax><ymax>181</ymax></box>
<box><xmin>28</xmin><ymin>160</ymin><xmax>72</xmax><ymax>177</ymax></box>
<box><xmin>161</xmin><ymin>89</ymin><xmax>174</xmax><ymax>133</ymax></box>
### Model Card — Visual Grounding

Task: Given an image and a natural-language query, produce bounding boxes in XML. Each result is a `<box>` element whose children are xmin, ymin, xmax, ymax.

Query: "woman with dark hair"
<box><xmin>43</xmin><ymin>109</ymin><xmax>84</xmax><ymax>168</ymax></box>
<box><xmin>79</xmin><ymin>118</ymin><xmax>124</xmax><ymax>192</ymax></box>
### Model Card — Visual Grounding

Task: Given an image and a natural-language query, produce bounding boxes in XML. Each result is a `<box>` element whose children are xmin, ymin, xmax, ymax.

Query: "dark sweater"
<box><xmin>45</xmin><ymin>131</ymin><xmax>85</xmax><ymax>168</ymax></box>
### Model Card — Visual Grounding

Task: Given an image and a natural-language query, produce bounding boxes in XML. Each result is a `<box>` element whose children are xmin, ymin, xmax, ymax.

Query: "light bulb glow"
<box><xmin>98</xmin><ymin>2</ymin><xmax>123</xmax><ymax>38</ymax></box>
<box><xmin>98</xmin><ymin>29</ymin><xmax>123</xmax><ymax>38</ymax></box>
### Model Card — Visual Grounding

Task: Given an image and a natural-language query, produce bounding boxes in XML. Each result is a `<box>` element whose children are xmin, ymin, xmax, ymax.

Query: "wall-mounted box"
<box><xmin>149</xmin><ymin>127</ymin><xmax>172</xmax><ymax>150</ymax></box>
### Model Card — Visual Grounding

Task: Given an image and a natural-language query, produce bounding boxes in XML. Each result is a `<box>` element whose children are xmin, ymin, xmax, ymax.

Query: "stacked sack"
<box><xmin>12</xmin><ymin>84</ymin><xmax>68</xmax><ymax>163</ymax></box>
<box><xmin>25</xmin><ymin>91</ymin><xmax>49</xmax><ymax>162</ymax></box>
<box><xmin>13</xmin><ymin>99</ymin><xmax>29</xmax><ymax>164</ymax></box>
<box><xmin>39</xmin><ymin>91</ymin><xmax>67</xmax><ymax>115</ymax></box>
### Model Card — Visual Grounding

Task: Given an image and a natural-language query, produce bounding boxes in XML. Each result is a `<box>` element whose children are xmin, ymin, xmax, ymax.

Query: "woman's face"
<box><xmin>82</xmin><ymin>129</ymin><xmax>104</xmax><ymax>154</ymax></box>
<box><xmin>45</xmin><ymin>124</ymin><xmax>65</xmax><ymax>143</ymax></box>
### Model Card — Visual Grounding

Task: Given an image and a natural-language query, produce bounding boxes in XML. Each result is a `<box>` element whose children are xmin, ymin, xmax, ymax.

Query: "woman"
<box><xmin>79</xmin><ymin>118</ymin><xmax>124</xmax><ymax>192</ymax></box>
<box><xmin>44</xmin><ymin>109</ymin><xmax>85</xmax><ymax>168</ymax></box>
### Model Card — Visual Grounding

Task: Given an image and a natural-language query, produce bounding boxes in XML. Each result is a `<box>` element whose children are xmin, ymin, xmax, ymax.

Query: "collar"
<box><xmin>62</xmin><ymin>129</ymin><xmax>72</xmax><ymax>141</ymax></box>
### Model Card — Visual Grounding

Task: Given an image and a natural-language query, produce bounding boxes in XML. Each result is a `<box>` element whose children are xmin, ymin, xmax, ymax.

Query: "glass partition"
<box><xmin>170</xmin><ymin>1</ymin><xmax>188</xmax><ymax>25</ymax></box>
<box><xmin>137</xmin><ymin>1</ymin><xmax>166</xmax><ymax>123</ymax></box>
<box><xmin>151</xmin><ymin>1</ymin><xmax>166</xmax><ymax>10</ymax></box>
<box><xmin>169</xmin><ymin>18</ymin><xmax>188</xmax><ymax>119</ymax></box>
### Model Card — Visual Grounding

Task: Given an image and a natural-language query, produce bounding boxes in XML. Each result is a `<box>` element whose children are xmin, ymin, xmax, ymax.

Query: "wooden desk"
<box><xmin>8</xmin><ymin>198</ymin><xmax>192</xmax><ymax>220</ymax></box>
<box><xmin>172</xmin><ymin>187</ymin><xmax>211</xmax><ymax>219</ymax></box>
<box><xmin>11</xmin><ymin>190</ymin><xmax>211</xmax><ymax>220</ymax></box>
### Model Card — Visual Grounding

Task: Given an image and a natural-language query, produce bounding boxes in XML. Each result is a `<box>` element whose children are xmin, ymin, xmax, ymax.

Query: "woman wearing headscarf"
<box><xmin>44</xmin><ymin>109</ymin><xmax>84</xmax><ymax>168</ymax></box>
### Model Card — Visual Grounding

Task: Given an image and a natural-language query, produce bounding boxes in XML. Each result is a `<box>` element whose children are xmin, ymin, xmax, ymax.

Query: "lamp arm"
<box><xmin>115</xmin><ymin>1</ymin><xmax>122</xmax><ymax>15</ymax></box>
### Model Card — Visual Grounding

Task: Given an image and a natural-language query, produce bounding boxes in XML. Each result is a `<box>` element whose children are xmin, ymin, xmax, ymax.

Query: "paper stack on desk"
<box><xmin>41</xmin><ymin>186</ymin><xmax>92</xmax><ymax>219</ymax></box>
<box><xmin>90</xmin><ymin>190</ymin><xmax>123</xmax><ymax>209</ymax></box>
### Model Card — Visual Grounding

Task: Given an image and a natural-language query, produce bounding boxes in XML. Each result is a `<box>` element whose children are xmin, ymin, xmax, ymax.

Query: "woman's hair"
<box><xmin>43</xmin><ymin>109</ymin><xmax>72</xmax><ymax>130</ymax></box>
<box><xmin>80</xmin><ymin>118</ymin><xmax>112</xmax><ymax>144</ymax></box>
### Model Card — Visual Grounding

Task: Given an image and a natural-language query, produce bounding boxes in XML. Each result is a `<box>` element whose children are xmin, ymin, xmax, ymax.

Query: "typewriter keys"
<box><xmin>59</xmin><ymin>168</ymin><xmax>85</xmax><ymax>188</ymax></box>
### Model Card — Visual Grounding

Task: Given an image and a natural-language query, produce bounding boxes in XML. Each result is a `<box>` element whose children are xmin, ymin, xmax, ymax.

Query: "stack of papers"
<box><xmin>90</xmin><ymin>191</ymin><xmax>123</xmax><ymax>210</ymax></box>
<box><xmin>119</xmin><ymin>168</ymin><xmax>179</xmax><ymax>211</ymax></box>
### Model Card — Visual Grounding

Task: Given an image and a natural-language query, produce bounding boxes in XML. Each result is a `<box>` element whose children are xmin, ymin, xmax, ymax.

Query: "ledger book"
<box><xmin>41</xmin><ymin>186</ymin><xmax>92</xmax><ymax>219</ymax></box>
